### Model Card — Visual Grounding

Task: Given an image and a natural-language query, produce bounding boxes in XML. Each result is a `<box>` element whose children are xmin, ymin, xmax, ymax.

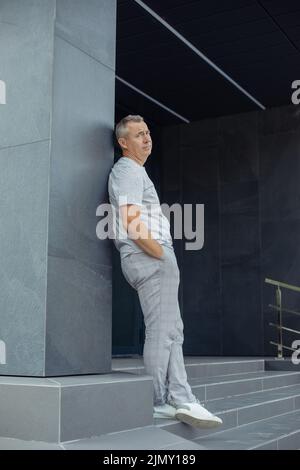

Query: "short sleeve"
<box><xmin>110</xmin><ymin>165</ymin><xmax>144</xmax><ymax>207</ymax></box>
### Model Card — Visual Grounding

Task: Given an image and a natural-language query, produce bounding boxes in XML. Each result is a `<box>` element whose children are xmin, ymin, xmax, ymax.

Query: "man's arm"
<box><xmin>120</xmin><ymin>204</ymin><xmax>164</xmax><ymax>259</ymax></box>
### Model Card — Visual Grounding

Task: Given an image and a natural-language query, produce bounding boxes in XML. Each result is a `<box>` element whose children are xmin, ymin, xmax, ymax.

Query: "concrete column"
<box><xmin>0</xmin><ymin>0</ymin><xmax>116</xmax><ymax>376</ymax></box>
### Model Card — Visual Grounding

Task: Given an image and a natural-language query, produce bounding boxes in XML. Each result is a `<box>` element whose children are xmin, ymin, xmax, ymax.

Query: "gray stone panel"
<box><xmin>46</xmin><ymin>257</ymin><xmax>111</xmax><ymax>375</ymax></box>
<box><xmin>60</xmin><ymin>375</ymin><xmax>153</xmax><ymax>442</ymax></box>
<box><xmin>254</xmin><ymin>441</ymin><xmax>277</xmax><ymax>450</ymax></box>
<box><xmin>262</xmin><ymin>372</ymin><xmax>300</xmax><ymax>390</ymax></box>
<box><xmin>0</xmin><ymin>0</ymin><xmax>55</xmax><ymax>148</ymax></box>
<box><xmin>295</xmin><ymin>395</ymin><xmax>300</xmax><ymax>409</ymax></box>
<box><xmin>56</xmin><ymin>0</ymin><xmax>117</xmax><ymax>70</ymax></box>
<box><xmin>0</xmin><ymin>141</ymin><xmax>50</xmax><ymax>376</ymax></box>
<box><xmin>238</xmin><ymin>397</ymin><xmax>294</xmax><ymax>425</ymax></box>
<box><xmin>185</xmin><ymin>359</ymin><xmax>264</xmax><ymax>379</ymax></box>
<box><xmin>44</xmin><ymin>36</ymin><xmax>114</xmax><ymax>375</ymax></box>
<box><xmin>195</xmin><ymin>409</ymin><xmax>300</xmax><ymax>450</ymax></box>
<box><xmin>277</xmin><ymin>430</ymin><xmax>300</xmax><ymax>450</ymax></box>
<box><xmin>0</xmin><ymin>379</ymin><xmax>60</xmax><ymax>442</ymax></box>
<box><xmin>0</xmin><ymin>373</ymin><xmax>153</xmax><ymax>443</ymax></box>
<box><xmin>63</xmin><ymin>426</ymin><xmax>200</xmax><ymax>450</ymax></box>
<box><xmin>49</xmin><ymin>36</ymin><xmax>115</xmax><ymax>269</ymax></box>
<box><xmin>0</xmin><ymin>1</ymin><xmax>116</xmax><ymax>376</ymax></box>
<box><xmin>206</xmin><ymin>377</ymin><xmax>263</xmax><ymax>400</ymax></box>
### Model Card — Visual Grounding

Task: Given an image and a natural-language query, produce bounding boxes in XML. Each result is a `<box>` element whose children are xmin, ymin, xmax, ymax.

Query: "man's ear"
<box><xmin>118</xmin><ymin>137</ymin><xmax>127</xmax><ymax>150</ymax></box>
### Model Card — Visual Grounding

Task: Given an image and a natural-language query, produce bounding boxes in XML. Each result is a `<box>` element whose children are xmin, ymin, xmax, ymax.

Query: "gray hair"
<box><xmin>115</xmin><ymin>115</ymin><xmax>144</xmax><ymax>140</ymax></box>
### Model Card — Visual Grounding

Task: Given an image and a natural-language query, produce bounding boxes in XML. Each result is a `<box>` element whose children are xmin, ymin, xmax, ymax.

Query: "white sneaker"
<box><xmin>153</xmin><ymin>403</ymin><xmax>177</xmax><ymax>419</ymax></box>
<box><xmin>174</xmin><ymin>401</ymin><xmax>223</xmax><ymax>428</ymax></box>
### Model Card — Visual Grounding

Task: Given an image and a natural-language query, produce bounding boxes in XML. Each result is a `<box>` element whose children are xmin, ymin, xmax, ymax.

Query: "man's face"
<box><xmin>118</xmin><ymin>121</ymin><xmax>152</xmax><ymax>159</ymax></box>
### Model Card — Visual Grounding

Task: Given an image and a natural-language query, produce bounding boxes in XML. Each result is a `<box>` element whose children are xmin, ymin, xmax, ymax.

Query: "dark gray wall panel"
<box><xmin>219</xmin><ymin>113</ymin><xmax>259</xmax><ymax>184</ymax></box>
<box><xmin>220</xmin><ymin>181</ymin><xmax>262</xmax><ymax>355</ymax></box>
<box><xmin>221</xmin><ymin>181</ymin><xmax>260</xmax><ymax>264</ymax></box>
<box><xmin>181</xmin><ymin>139</ymin><xmax>222</xmax><ymax>356</ymax></box>
<box><xmin>182</xmin><ymin>242</ymin><xmax>222</xmax><ymax>356</ymax></box>
<box><xmin>162</xmin><ymin>104</ymin><xmax>300</xmax><ymax>356</ymax></box>
<box><xmin>222</xmin><ymin>263</ymin><xmax>263</xmax><ymax>355</ymax></box>
<box><xmin>260</xmin><ymin>132</ymin><xmax>300</xmax><ymax>221</ymax></box>
<box><xmin>260</xmin><ymin>127</ymin><xmax>300</xmax><ymax>355</ymax></box>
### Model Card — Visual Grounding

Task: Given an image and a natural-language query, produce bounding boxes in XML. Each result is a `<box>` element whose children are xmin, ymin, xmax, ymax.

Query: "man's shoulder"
<box><xmin>111</xmin><ymin>156</ymin><xmax>130</xmax><ymax>171</ymax></box>
<box><xmin>109</xmin><ymin>158</ymin><xmax>124</xmax><ymax>177</ymax></box>
<box><xmin>110</xmin><ymin>157</ymin><xmax>144</xmax><ymax>179</ymax></box>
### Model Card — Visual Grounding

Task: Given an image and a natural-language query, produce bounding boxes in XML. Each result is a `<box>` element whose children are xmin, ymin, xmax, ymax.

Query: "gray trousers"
<box><xmin>120</xmin><ymin>245</ymin><xmax>197</xmax><ymax>406</ymax></box>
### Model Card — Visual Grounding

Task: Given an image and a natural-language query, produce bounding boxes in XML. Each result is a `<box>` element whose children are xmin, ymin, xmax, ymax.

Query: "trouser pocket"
<box><xmin>121</xmin><ymin>252</ymin><xmax>161</xmax><ymax>290</ymax></box>
<box><xmin>121</xmin><ymin>255</ymin><xmax>139</xmax><ymax>289</ymax></box>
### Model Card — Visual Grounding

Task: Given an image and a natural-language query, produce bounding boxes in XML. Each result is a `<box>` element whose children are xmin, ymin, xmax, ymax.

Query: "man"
<box><xmin>108</xmin><ymin>115</ymin><xmax>222</xmax><ymax>428</ymax></box>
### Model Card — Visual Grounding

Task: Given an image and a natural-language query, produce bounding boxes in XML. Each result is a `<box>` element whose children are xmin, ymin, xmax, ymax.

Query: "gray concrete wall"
<box><xmin>0</xmin><ymin>0</ymin><xmax>116</xmax><ymax>375</ymax></box>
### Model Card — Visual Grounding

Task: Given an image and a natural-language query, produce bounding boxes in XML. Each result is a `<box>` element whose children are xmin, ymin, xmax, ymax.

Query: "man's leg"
<box><xmin>166</xmin><ymin>336</ymin><xmax>197</xmax><ymax>406</ymax></box>
<box><xmin>161</xmin><ymin>251</ymin><xmax>197</xmax><ymax>406</ymax></box>
<box><xmin>121</xmin><ymin>248</ymin><xmax>197</xmax><ymax>407</ymax></box>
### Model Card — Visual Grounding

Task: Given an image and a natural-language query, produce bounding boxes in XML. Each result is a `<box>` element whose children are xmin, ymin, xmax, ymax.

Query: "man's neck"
<box><xmin>122</xmin><ymin>153</ymin><xmax>146</xmax><ymax>167</ymax></box>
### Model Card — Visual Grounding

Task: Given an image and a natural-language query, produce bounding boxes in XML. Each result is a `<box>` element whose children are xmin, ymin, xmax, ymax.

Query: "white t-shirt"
<box><xmin>108</xmin><ymin>156</ymin><xmax>173</xmax><ymax>258</ymax></box>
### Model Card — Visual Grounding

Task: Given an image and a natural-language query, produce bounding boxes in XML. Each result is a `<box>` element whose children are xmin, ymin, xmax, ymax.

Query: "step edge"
<box><xmin>194</xmin><ymin>409</ymin><xmax>300</xmax><ymax>443</ymax></box>
<box><xmin>209</xmin><ymin>392</ymin><xmax>300</xmax><ymax>414</ymax></box>
<box><xmin>190</xmin><ymin>371</ymin><xmax>300</xmax><ymax>388</ymax></box>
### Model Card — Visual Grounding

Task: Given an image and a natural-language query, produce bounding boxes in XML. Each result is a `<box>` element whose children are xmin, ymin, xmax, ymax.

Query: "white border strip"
<box><xmin>116</xmin><ymin>75</ymin><xmax>190</xmax><ymax>123</ymax></box>
<box><xmin>134</xmin><ymin>0</ymin><xmax>266</xmax><ymax>111</ymax></box>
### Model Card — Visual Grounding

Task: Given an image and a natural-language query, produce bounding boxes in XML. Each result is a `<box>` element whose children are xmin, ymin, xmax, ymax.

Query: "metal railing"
<box><xmin>265</xmin><ymin>278</ymin><xmax>300</xmax><ymax>358</ymax></box>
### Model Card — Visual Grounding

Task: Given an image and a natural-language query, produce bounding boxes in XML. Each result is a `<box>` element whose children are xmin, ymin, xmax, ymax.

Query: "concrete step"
<box><xmin>185</xmin><ymin>358</ymin><xmax>265</xmax><ymax>380</ymax></box>
<box><xmin>8</xmin><ymin>391</ymin><xmax>299</xmax><ymax>449</ymax></box>
<box><xmin>0</xmin><ymin>426</ymin><xmax>205</xmax><ymax>450</ymax></box>
<box><xmin>187</xmin><ymin>370</ymin><xmax>300</xmax><ymax>401</ymax></box>
<box><xmin>155</xmin><ymin>383</ymin><xmax>300</xmax><ymax>441</ymax></box>
<box><xmin>1</xmin><ymin>358</ymin><xmax>299</xmax><ymax>449</ymax></box>
<box><xmin>8</xmin><ymin>410</ymin><xmax>300</xmax><ymax>450</ymax></box>
<box><xmin>265</xmin><ymin>358</ymin><xmax>300</xmax><ymax>372</ymax></box>
<box><xmin>0</xmin><ymin>372</ymin><xmax>154</xmax><ymax>443</ymax></box>
<box><xmin>193</xmin><ymin>409</ymin><xmax>300</xmax><ymax>450</ymax></box>
<box><xmin>62</xmin><ymin>426</ymin><xmax>205</xmax><ymax>450</ymax></box>
<box><xmin>0</xmin><ymin>438</ymin><xmax>64</xmax><ymax>450</ymax></box>
<box><xmin>112</xmin><ymin>356</ymin><xmax>265</xmax><ymax>379</ymax></box>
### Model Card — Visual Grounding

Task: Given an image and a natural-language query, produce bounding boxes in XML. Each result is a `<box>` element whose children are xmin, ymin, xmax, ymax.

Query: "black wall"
<box><xmin>161</xmin><ymin>104</ymin><xmax>300</xmax><ymax>356</ymax></box>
